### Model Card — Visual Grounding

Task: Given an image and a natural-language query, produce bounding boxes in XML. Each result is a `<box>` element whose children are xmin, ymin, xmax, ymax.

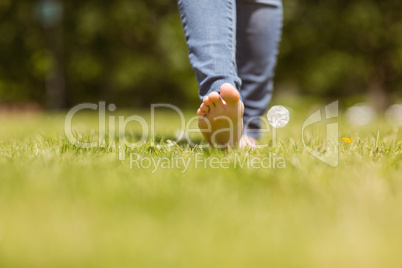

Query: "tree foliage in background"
<box><xmin>277</xmin><ymin>0</ymin><xmax>402</xmax><ymax>110</ymax></box>
<box><xmin>0</xmin><ymin>0</ymin><xmax>401</xmax><ymax>109</ymax></box>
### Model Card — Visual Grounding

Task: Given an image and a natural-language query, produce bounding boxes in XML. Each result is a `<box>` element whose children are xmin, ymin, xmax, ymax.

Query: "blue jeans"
<box><xmin>178</xmin><ymin>0</ymin><xmax>283</xmax><ymax>139</ymax></box>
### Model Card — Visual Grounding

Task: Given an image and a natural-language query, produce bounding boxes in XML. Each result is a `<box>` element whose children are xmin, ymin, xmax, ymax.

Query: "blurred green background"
<box><xmin>0</xmin><ymin>0</ymin><xmax>401</xmax><ymax>111</ymax></box>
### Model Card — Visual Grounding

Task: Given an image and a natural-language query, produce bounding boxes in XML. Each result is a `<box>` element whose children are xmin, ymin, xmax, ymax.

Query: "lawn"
<box><xmin>0</xmin><ymin>100</ymin><xmax>401</xmax><ymax>268</ymax></box>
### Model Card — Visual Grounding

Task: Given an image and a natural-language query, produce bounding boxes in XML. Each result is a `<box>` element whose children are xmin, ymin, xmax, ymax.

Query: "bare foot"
<box><xmin>197</xmin><ymin>83</ymin><xmax>244</xmax><ymax>148</ymax></box>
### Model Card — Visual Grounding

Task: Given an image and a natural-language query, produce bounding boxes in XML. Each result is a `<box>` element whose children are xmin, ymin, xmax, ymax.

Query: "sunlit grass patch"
<box><xmin>0</xmin><ymin>107</ymin><xmax>401</xmax><ymax>267</ymax></box>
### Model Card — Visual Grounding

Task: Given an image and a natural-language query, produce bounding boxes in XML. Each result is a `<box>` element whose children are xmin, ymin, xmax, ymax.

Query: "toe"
<box><xmin>208</xmin><ymin>91</ymin><xmax>222</xmax><ymax>107</ymax></box>
<box><xmin>203</xmin><ymin>96</ymin><xmax>214</xmax><ymax>111</ymax></box>
<box><xmin>196</xmin><ymin>108</ymin><xmax>204</xmax><ymax>117</ymax></box>
<box><xmin>220</xmin><ymin>83</ymin><xmax>240</xmax><ymax>104</ymax></box>
<box><xmin>200</xmin><ymin>103</ymin><xmax>209</xmax><ymax>113</ymax></box>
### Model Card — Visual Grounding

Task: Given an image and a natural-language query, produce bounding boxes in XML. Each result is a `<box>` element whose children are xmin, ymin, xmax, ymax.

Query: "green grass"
<box><xmin>0</xmin><ymin>104</ymin><xmax>401</xmax><ymax>268</ymax></box>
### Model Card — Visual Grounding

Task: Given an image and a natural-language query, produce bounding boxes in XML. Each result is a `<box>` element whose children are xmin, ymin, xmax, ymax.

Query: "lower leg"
<box><xmin>236</xmin><ymin>0</ymin><xmax>283</xmax><ymax>140</ymax></box>
<box><xmin>178</xmin><ymin>0</ymin><xmax>244</xmax><ymax>147</ymax></box>
<box><xmin>177</xmin><ymin>0</ymin><xmax>241</xmax><ymax>98</ymax></box>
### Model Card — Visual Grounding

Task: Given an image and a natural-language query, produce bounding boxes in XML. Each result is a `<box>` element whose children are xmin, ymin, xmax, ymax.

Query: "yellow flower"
<box><xmin>342</xmin><ymin>137</ymin><xmax>353</xmax><ymax>143</ymax></box>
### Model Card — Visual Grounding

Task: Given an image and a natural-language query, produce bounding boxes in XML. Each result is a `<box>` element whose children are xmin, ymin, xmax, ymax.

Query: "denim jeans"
<box><xmin>178</xmin><ymin>0</ymin><xmax>283</xmax><ymax>139</ymax></box>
